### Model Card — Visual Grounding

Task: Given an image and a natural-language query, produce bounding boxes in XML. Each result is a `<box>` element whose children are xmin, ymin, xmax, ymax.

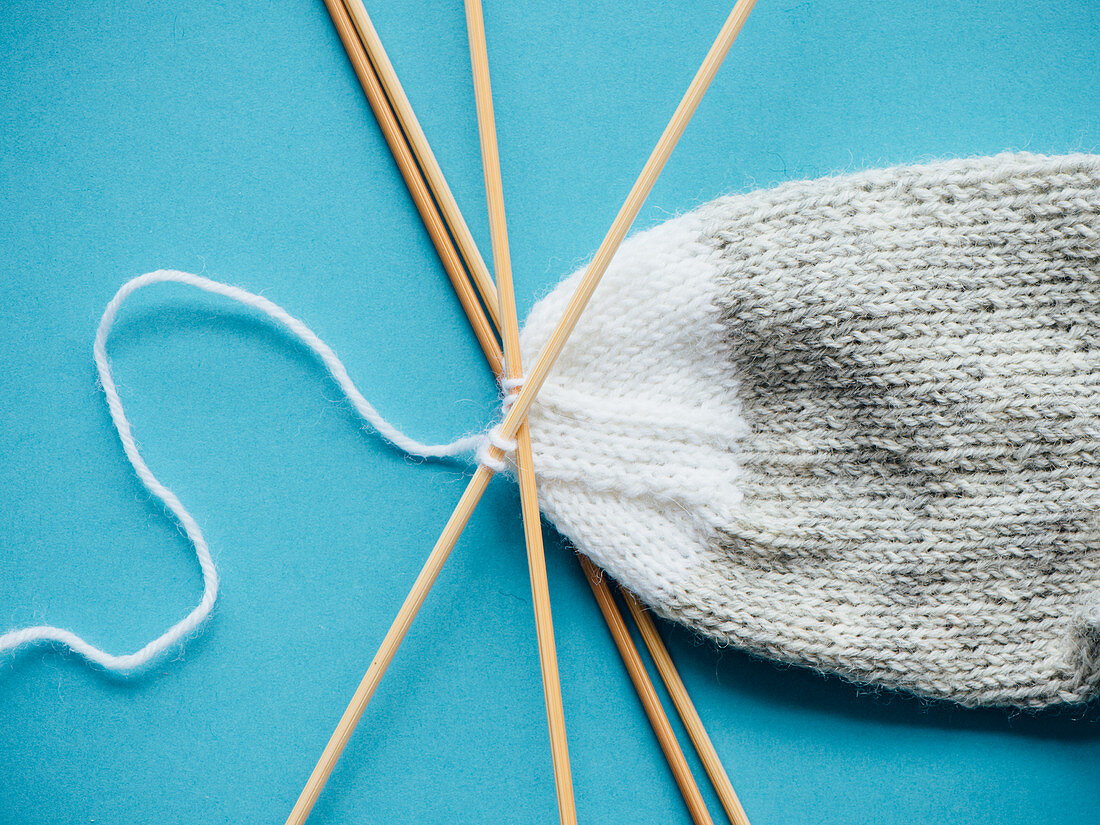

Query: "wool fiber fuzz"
<box><xmin>519</xmin><ymin>152</ymin><xmax>1100</xmax><ymax>707</ymax></box>
<box><xmin>0</xmin><ymin>271</ymin><xmax>488</xmax><ymax>671</ymax></box>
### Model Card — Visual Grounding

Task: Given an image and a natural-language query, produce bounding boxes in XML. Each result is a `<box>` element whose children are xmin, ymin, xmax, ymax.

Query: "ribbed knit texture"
<box><xmin>520</xmin><ymin>153</ymin><xmax>1100</xmax><ymax>707</ymax></box>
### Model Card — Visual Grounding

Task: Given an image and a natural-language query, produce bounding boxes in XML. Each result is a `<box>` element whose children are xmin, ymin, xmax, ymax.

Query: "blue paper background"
<box><xmin>1</xmin><ymin>1</ymin><xmax>1098</xmax><ymax>822</ymax></box>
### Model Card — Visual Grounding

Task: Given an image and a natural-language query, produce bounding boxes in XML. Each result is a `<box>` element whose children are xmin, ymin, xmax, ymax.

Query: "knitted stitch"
<box><xmin>520</xmin><ymin>152</ymin><xmax>1100</xmax><ymax>707</ymax></box>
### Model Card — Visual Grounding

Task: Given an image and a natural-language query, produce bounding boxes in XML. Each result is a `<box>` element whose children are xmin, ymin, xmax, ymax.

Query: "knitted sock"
<box><xmin>520</xmin><ymin>152</ymin><xmax>1100</xmax><ymax>707</ymax></box>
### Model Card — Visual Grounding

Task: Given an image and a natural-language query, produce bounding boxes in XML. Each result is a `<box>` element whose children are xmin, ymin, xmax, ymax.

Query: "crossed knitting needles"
<box><xmin>289</xmin><ymin>2</ymin><xmax>757</xmax><ymax>823</ymax></box>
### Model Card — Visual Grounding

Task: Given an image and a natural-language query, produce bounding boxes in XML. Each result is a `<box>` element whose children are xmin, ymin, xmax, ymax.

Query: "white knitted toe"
<box><xmin>520</xmin><ymin>209</ymin><xmax>747</xmax><ymax>610</ymax></box>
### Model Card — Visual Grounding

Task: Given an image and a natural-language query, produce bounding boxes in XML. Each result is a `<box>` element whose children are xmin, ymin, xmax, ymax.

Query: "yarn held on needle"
<box><xmin>519</xmin><ymin>152</ymin><xmax>1100</xmax><ymax>708</ymax></box>
<box><xmin>6</xmin><ymin>152</ymin><xmax>1100</xmax><ymax>709</ymax></box>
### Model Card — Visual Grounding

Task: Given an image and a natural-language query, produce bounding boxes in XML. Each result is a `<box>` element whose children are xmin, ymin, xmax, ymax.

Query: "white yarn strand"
<box><xmin>0</xmin><ymin>269</ymin><xmax>497</xmax><ymax>672</ymax></box>
<box><xmin>475</xmin><ymin>377</ymin><xmax>523</xmax><ymax>473</ymax></box>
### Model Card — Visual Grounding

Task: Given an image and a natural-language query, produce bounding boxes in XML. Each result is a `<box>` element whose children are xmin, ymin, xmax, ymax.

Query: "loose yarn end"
<box><xmin>0</xmin><ymin>269</ymin><xmax>512</xmax><ymax>672</ymax></box>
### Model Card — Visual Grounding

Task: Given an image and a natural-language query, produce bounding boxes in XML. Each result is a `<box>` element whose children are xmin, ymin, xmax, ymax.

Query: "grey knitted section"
<box><xmin>687</xmin><ymin>153</ymin><xmax>1100</xmax><ymax>706</ymax></box>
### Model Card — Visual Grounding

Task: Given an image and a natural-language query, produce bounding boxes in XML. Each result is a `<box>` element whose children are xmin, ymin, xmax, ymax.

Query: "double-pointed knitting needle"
<box><xmin>320</xmin><ymin>4</ymin><xmax>575</xmax><ymax>819</ymax></box>
<box><xmin>580</xmin><ymin>557</ymin><xmax>715</xmax><ymax>825</ymax></box>
<box><xmin>463</xmin><ymin>2</ymin><xmax>576</xmax><ymax>822</ymax></box>
<box><xmin>340</xmin><ymin>0</ymin><xmax>501</xmax><ymax>332</ymax></box>
<box><xmin>623</xmin><ymin>591</ymin><xmax>751</xmax><ymax>825</ymax></box>
<box><xmin>286</xmin><ymin>4</ymin><xmax>755</xmax><ymax>821</ymax></box>
<box><xmin>327</xmin><ymin>0</ymin><xmax>572</xmax><ymax>815</ymax></box>
<box><xmin>352</xmin><ymin>3</ymin><xmax>745</xmax><ymax>817</ymax></box>
<box><xmin>426</xmin><ymin>9</ymin><xmax>738</xmax><ymax>815</ymax></box>
<box><xmin>420</xmin><ymin>6</ymin><xmax>746</xmax><ymax>814</ymax></box>
<box><xmin>320</xmin><ymin>0</ymin><xmax>503</xmax><ymax>374</ymax></box>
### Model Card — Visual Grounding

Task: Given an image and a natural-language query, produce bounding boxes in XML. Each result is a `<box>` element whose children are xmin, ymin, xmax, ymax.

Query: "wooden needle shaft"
<box><xmin>285</xmin><ymin>465</ymin><xmax>495</xmax><ymax>825</ymax></box>
<box><xmin>464</xmin><ymin>1</ymin><xmax>576</xmax><ymax>821</ymax></box>
<box><xmin>489</xmin><ymin>0</ymin><xmax>757</xmax><ymax>449</ymax></box>
<box><xmin>288</xmin><ymin>5</ymin><xmax>754</xmax><ymax>820</ymax></box>
<box><xmin>580</xmin><ymin>557</ymin><xmax>715</xmax><ymax>825</ymax></box>
<box><xmin>341</xmin><ymin>0</ymin><xmax>501</xmax><ymax>330</ymax></box>
<box><xmin>438</xmin><ymin>6</ymin><xmax>748</xmax><ymax>810</ymax></box>
<box><xmin>322</xmin><ymin>0</ymin><xmax>502</xmax><ymax>374</ymax></box>
<box><xmin>624</xmin><ymin>591</ymin><xmax>751</xmax><ymax>825</ymax></box>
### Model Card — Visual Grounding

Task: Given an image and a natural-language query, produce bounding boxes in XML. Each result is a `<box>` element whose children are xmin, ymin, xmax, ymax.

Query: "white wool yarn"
<box><xmin>0</xmin><ymin>270</ymin><xmax>496</xmax><ymax>671</ymax></box>
<box><xmin>520</xmin><ymin>152</ymin><xmax>1100</xmax><ymax>707</ymax></box>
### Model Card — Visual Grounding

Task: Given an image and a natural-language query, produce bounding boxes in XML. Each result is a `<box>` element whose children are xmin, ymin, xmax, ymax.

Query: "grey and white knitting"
<box><xmin>519</xmin><ymin>152</ymin><xmax>1100</xmax><ymax>708</ymax></box>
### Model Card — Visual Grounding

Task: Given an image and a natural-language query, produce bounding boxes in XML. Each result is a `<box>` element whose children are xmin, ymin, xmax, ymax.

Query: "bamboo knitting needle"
<box><xmin>463</xmin><ymin>1</ymin><xmax>576</xmax><ymax>822</ymax></box>
<box><xmin>340</xmin><ymin>0</ymin><xmax>501</xmax><ymax>331</ymax></box>
<box><xmin>490</xmin><ymin>0</ymin><xmax>756</xmax><ymax>439</ymax></box>
<box><xmin>375</xmin><ymin>4</ymin><xmax>741</xmax><ymax>816</ymax></box>
<box><xmin>326</xmin><ymin>5</ymin><xmax>695</xmax><ymax>815</ymax></box>
<box><xmin>623</xmin><ymin>591</ymin><xmax>751</xmax><ymax>825</ymax></box>
<box><xmin>286</xmin><ymin>6</ymin><xmax>755</xmax><ymax>821</ymax></box>
<box><xmin>321</xmin><ymin>0</ymin><xmax>503</xmax><ymax>375</ymax></box>
<box><xmin>286</xmin><ymin>465</ymin><xmax>496</xmax><ymax>825</ymax></box>
<box><xmin>580</xmin><ymin>556</ymin><xmax>715</xmax><ymax>825</ymax></box>
<box><xmin>431</xmin><ymin>14</ymin><xmax>734</xmax><ymax>813</ymax></box>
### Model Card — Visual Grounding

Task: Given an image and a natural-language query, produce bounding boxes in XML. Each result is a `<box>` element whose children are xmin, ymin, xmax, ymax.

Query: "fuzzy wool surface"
<box><xmin>519</xmin><ymin>152</ymin><xmax>1100</xmax><ymax>708</ymax></box>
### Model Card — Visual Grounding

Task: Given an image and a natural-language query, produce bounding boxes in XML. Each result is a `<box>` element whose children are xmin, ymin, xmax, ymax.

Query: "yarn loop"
<box><xmin>475</xmin><ymin>376</ymin><xmax>524</xmax><ymax>473</ymax></box>
<box><xmin>0</xmin><ymin>269</ymin><xmax>510</xmax><ymax>671</ymax></box>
